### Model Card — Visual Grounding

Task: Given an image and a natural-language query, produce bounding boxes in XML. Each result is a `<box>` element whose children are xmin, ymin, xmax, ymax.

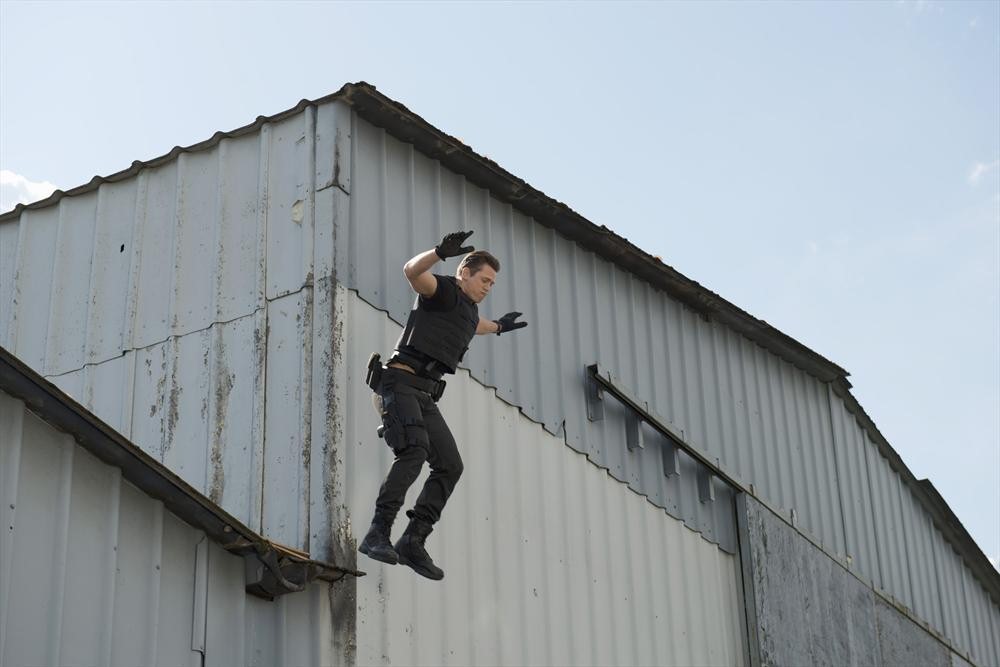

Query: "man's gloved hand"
<box><xmin>494</xmin><ymin>312</ymin><xmax>528</xmax><ymax>335</ymax></box>
<box><xmin>435</xmin><ymin>230</ymin><xmax>475</xmax><ymax>260</ymax></box>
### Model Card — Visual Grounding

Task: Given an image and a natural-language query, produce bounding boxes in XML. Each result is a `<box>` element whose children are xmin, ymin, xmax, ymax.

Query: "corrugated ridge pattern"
<box><xmin>2</xmin><ymin>104</ymin><xmax>333</xmax><ymax>373</ymax></box>
<box><xmin>2</xmin><ymin>83</ymin><xmax>993</xmax><ymax>595</ymax></box>
<box><xmin>340</xmin><ymin>287</ymin><xmax>747</xmax><ymax>666</ymax></box>
<box><xmin>0</xmin><ymin>104</ymin><xmax>352</xmax><ymax>558</ymax></box>
<box><xmin>345</xmin><ymin>114</ymin><xmax>998</xmax><ymax>665</ymax></box>
<box><xmin>2</xmin><ymin>95</ymin><xmax>996</xmax><ymax>663</ymax></box>
<box><xmin>0</xmin><ymin>391</ymin><xmax>341</xmax><ymax>667</ymax></box>
<box><xmin>829</xmin><ymin>392</ymin><xmax>1000</xmax><ymax>666</ymax></box>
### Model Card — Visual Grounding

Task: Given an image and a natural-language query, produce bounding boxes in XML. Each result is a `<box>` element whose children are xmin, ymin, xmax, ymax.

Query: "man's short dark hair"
<box><xmin>459</xmin><ymin>250</ymin><xmax>500</xmax><ymax>275</ymax></box>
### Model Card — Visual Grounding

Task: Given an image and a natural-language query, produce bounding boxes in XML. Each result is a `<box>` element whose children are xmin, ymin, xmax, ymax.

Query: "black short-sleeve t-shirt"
<box><xmin>419</xmin><ymin>274</ymin><xmax>460</xmax><ymax>311</ymax></box>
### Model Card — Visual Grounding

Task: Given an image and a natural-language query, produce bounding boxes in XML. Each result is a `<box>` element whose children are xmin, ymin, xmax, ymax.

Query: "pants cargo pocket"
<box><xmin>381</xmin><ymin>412</ymin><xmax>406</xmax><ymax>452</ymax></box>
<box><xmin>380</xmin><ymin>389</ymin><xmax>427</xmax><ymax>455</ymax></box>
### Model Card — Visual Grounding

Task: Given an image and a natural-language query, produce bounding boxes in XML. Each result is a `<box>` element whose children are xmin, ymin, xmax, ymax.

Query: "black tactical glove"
<box><xmin>435</xmin><ymin>230</ymin><xmax>475</xmax><ymax>260</ymax></box>
<box><xmin>494</xmin><ymin>312</ymin><xmax>528</xmax><ymax>335</ymax></box>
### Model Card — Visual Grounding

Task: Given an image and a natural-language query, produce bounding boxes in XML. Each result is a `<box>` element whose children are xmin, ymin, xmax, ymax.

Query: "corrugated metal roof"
<box><xmin>0</xmin><ymin>345</ymin><xmax>363</xmax><ymax>597</ymax></box>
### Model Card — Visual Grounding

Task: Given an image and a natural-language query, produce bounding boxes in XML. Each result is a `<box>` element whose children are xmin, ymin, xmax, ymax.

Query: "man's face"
<box><xmin>459</xmin><ymin>265</ymin><xmax>497</xmax><ymax>303</ymax></box>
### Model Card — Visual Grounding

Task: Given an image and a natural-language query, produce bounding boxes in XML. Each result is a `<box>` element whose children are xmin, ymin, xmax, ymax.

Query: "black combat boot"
<box><xmin>394</xmin><ymin>517</ymin><xmax>444</xmax><ymax>580</ymax></box>
<box><xmin>358</xmin><ymin>511</ymin><xmax>398</xmax><ymax>565</ymax></box>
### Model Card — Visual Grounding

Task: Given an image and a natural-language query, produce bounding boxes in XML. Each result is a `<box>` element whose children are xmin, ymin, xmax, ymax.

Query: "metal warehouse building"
<box><xmin>1</xmin><ymin>81</ymin><xmax>997</xmax><ymax>666</ymax></box>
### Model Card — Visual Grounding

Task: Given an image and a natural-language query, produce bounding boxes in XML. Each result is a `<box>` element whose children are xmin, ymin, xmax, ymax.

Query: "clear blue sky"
<box><xmin>2</xmin><ymin>1</ymin><xmax>997</xmax><ymax>569</ymax></box>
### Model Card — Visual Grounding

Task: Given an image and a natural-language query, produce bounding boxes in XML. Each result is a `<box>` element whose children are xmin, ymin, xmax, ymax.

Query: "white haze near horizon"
<box><xmin>1</xmin><ymin>1</ymin><xmax>997</xmax><ymax>571</ymax></box>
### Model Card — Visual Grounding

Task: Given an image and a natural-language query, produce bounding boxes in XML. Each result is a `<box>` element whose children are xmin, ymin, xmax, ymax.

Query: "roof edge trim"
<box><xmin>0</xmin><ymin>346</ymin><xmax>364</xmax><ymax>597</ymax></box>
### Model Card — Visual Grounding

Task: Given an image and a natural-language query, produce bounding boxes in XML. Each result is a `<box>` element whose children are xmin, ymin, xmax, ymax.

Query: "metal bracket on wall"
<box><xmin>585</xmin><ymin>362</ymin><xmax>749</xmax><ymax>495</ymax></box>
<box><xmin>626</xmin><ymin>412</ymin><xmax>644</xmax><ymax>450</ymax></box>
<box><xmin>698</xmin><ymin>469</ymin><xmax>716</xmax><ymax>504</ymax></box>
<box><xmin>661</xmin><ymin>440</ymin><xmax>680</xmax><ymax>477</ymax></box>
<box><xmin>585</xmin><ymin>365</ymin><xmax>605</xmax><ymax>421</ymax></box>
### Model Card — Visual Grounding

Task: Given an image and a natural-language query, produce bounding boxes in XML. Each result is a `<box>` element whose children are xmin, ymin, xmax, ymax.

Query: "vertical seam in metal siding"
<box><xmin>957</xmin><ymin>563</ymin><xmax>976</xmax><ymax>658</ymax></box>
<box><xmin>826</xmin><ymin>384</ymin><xmax>851</xmax><ymax>563</ymax></box>
<box><xmin>929</xmin><ymin>523</ymin><xmax>951</xmax><ymax>647</ymax></box>
<box><xmin>0</xmin><ymin>396</ymin><xmax>25</xmax><ymax>663</ymax></box>
<box><xmin>723</xmin><ymin>329</ymin><xmax>744</xmax><ymax>481</ymax></box>
<box><xmin>377</xmin><ymin>129</ymin><xmax>387</xmax><ymax>307</ymax></box>
<box><xmin>257</xmin><ymin>124</ymin><xmax>271</xmax><ymax>310</ymax></box>
<box><xmin>302</xmin><ymin>106</ymin><xmax>319</xmax><ymax>554</ymax></box>
<box><xmin>346</xmin><ymin>112</ymin><xmax>358</xmax><ymax>287</ymax></box>
<box><xmin>100</xmin><ymin>469</ymin><xmax>121</xmax><ymax>667</ymax></box>
<box><xmin>528</xmin><ymin>221</ymin><xmax>544</xmax><ymax>421</ymax></box>
<box><xmin>167</xmin><ymin>157</ymin><xmax>184</xmax><ymax>339</ymax></box>
<box><xmin>3</xmin><ymin>212</ymin><xmax>27</xmax><ymax>351</ymax></box>
<box><xmin>253</xmin><ymin>126</ymin><xmax>271</xmax><ymax>534</ymax></box>
<box><xmin>123</xmin><ymin>172</ymin><xmax>148</xmax><ymax>353</ymax></box>
<box><xmin>212</xmin><ymin>140</ymin><xmax>226</xmax><ymax>329</ymax></box>
<box><xmin>861</xmin><ymin>431</ymin><xmax>887</xmax><ymax>592</ymax></box>
<box><xmin>49</xmin><ymin>434</ymin><xmax>74</xmax><ymax>666</ymax></box>
<box><xmin>82</xmin><ymin>188</ymin><xmax>104</xmax><ymax>370</ymax></box>
<box><xmin>42</xmin><ymin>206</ymin><xmax>66</xmax><ymax>375</ymax></box>
<box><xmin>550</xmin><ymin>229</ymin><xmax>567</xmax><ymax>431</ymax></box>
<box><xmin>145</xmin><ymin>500</ymin><xmax>163</xmax><ymax>666</ymax></box>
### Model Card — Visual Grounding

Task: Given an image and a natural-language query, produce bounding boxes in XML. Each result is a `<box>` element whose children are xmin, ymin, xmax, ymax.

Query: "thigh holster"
<box><xmin>378</xmin><ymin>389</ymin><xmax>427</xmax><ymax>453</ymax></box>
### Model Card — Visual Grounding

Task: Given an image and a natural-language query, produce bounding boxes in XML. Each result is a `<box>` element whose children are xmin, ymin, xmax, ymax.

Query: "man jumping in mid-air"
<box><xmin>359</xmin><ymin>230</ymin><xmax>527</xmax><ymax>580</ymax></box>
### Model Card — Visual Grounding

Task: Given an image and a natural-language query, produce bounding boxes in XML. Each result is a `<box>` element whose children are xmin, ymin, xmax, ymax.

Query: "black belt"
<box><xmin>384</xmin><ymin>367</ymin><xmax>447</xmax><ymax>401</ymax></box>
<box><xmin>366</xmin><ymin>353</ymin><xmax>446</xmax><ymax>401</ymax></box>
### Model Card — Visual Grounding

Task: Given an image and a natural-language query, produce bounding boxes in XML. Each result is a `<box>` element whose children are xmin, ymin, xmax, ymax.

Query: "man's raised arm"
<box><xmin>404</xmin><ymin>231</ymin><xmax>475</xmax><ymax>296</ymax></box>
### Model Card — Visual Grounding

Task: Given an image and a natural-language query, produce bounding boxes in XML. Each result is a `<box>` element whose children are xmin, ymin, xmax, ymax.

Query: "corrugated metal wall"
<box><xmin>1</xmin><ymin>94</ymin><xmax>997</xmax><ymax>664</ymax></box>
<box><xmin>346</xmin><ymin>111</ymin><xmax>849</xmax><ymax>554</ymax></box>
<box><xmin>829</xmin><ymin>390</ymin><xmax>1000</xmax><ymax>665</ymax></box>
<box><xmin>0</xmin><ymin>390</ymin><xmax>343</xmax><ymax>667</ymax></box>
<box><xmin>342</xmin><ymin>110</ymin><xmax>999</xmax><ymax>665</ymax></box>
<box><xmin>0</xmin><ymin>104</ymin><xmax>349</xmax><ymax>564</ymax></box>
<box><xmin>337</xmin><ymin>287</ymin><xmax>747</xmax><ymax>666</ymax></box>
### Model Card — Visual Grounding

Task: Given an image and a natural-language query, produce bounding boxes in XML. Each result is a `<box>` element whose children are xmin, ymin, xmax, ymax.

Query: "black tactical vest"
<box><xmin>395</xmin><ymin>276</ymin><xmax>479</xmax><ymax>374</ymax></box>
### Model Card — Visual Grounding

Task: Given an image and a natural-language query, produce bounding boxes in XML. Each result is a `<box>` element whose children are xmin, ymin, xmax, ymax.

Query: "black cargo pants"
<box><xmin>374</xmin><ymin>368</ymin><xmax>464</xmax><ymax>525</ymax></box>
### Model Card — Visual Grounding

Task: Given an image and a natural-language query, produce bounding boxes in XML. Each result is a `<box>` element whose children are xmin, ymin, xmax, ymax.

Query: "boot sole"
<box><xmin>397</xmin><ymin>553</ymin><xmax>444</xmax><ymax>580</ymax></box>
<box><xmin>358</xmin><ymin>543</ymin><xmax>398</xmax><ymax>565</ymax></box>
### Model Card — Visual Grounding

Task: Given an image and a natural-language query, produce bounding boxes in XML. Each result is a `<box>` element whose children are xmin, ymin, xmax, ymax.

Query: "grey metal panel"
<box><xmin>963</xmin><ymin>565</ymin><xmax>1000</xmax><ymax>667</ymax></box>
<box><xmin>0</xmin><ymin>219</ymin><xmax>18</xmax><ymax>344</ymax></box>
<box><xmin>828</xmin><ymin>385</ymin><xmax>881</xmax><ymax>585</ymax></box>
<box><xmin>261</xmin><ymin>289</ymin><xmax>312</xmax><ymax>549</ymax></box>
<box><xmin>4</xmin><ymin>93</ymin><xmax>995</xmax><ymax>661</ymax></box>
<box><xmin>937</xmin><ymin>534</ymin><xmax>975</xmax><ymax>657</ymax></box>
<box><xmin>345</xmin><ymin>116</ymin><xmax>828</xmax><ymax>553</ymax></box>
<box><xmin>339</xmin><ymin>287</ymin><xmax>747</xmax><ymax>666</ymax></box>
<box><xmin>45</xmin><ymin>192</ymin><xmax>99</xmax><ymax>376</ymax></box>
<box><xmin>0</xmin><ymin>391</ymin><xmax>346</xmax><ymax>667</ymax></box>
<box><xmin>171</xmin><ymin>150</ymin><xmax>223</xmax><ymax>336</ymax></box>
<box><xmin>4</xmin><ymin>207</ymin><xmax>61</xmax><ymax>369</ymax></box>
<box><xmin>130</xmin><ymin>162</ymin><xmax>180</xmax><ymax>349</ymax></box>
<box><xmin>0</xmin><ymin>103</ymin><xmax>343</xmax><ymax>563</ymax></box>
<box><xmin>215</xmin><ymin>131</ymin><xmax>267</xmax><ymax>323</ymax></box>
<box><xmin>48</xmin><ymin>302</ymin><xmax>302</xmax><ymax>546</ymax></box>
<box><xmin>341</xmin><ymin>114</ymin><xmax>1000</xmax><ymax>651</ymax></box>
<box><xmin>903</xmin><ymin>487</ymin><xmax>945</xmax><ymax>632</ymax></box>
<box><xmin>84</xmin><ymin>179</ymin><xmax>138</xmax><ymax>366</ymax></box>
<box><xmin>263</xmin><ymin>109</ymin><xmax>317</xmax><ymax>301</ymax></box>
<box><xmin>867</xmin><ymin>444</ymin><xmax>916</xmax><ymax>608</ymax></box>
